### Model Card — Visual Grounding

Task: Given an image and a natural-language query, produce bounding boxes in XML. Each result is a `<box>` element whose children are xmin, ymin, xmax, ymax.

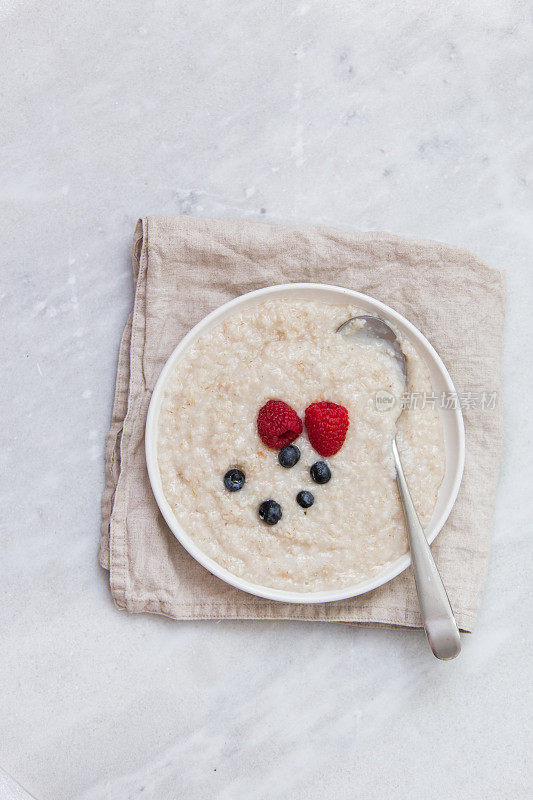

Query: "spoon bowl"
<box><xmin>336</xmin><ymin>314</ymin><xmax>407</xmax><ymax>384</ymax></box>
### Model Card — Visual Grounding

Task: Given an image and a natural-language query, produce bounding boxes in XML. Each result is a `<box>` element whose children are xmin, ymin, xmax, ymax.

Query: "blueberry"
<box><xmin>310</xmin><ymin>461</ymin><xmax>331</xmax><ymax>484</ymax></box>
<box><xmin>296</xmin><ymin>490</ymin><xmax>314</xmax><ymax>509</ymax></box>
<box><xmin>223</xmin><ymin>468</ymin><xmax>245</xmax><ymax>492</ymax></box>
<box><xmin>278</xmin><ymin>444</ymin><xmax>301</xmax><ymax>468</ymax></box>
<box><xmin>258</xmin><ymin>499</ymin><xmax>282</xmax><ymax>525</ymax></box>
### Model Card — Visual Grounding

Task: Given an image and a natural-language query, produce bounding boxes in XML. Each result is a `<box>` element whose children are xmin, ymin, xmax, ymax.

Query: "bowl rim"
<box><xmin>145</xmin><ymin>283</ymin><xmax>465</xmax><ymax>604</ymax></box>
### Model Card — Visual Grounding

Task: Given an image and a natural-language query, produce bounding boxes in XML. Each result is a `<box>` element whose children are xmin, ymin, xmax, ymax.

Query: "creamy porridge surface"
<box><xmin>157</xmin><ymin>299</ymin><xmax>445</xmax><ymax>592</ymax></box>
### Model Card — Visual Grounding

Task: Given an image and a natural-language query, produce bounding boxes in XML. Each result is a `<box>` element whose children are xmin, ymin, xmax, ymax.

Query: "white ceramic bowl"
<box><xmin>146</xmin><ymin>283</ymin><xmax>465</xmax><ymax>604</ymax></box>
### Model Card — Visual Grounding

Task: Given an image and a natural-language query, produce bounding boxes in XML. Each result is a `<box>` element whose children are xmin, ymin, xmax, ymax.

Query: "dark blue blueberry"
<box><xmin>223</xmin><ymin>468</ymin><xmax>245</xmax><ymax>492</ymax></box>
<box><xmin>296</xmin><ymin>490</ymin><xmax>314</xmax><ymax>509</ymax></box>
<box><xmin>258</xmin><ymin>499</ymin><xmax>282</xmax><ymax>525</ymax></box>
<box><xmin>278</xmin><ymin>444</ymin><xmax>301</xmax><ymax>468</ymax></box>
<box><xmin>310</xmin><ymin>461</ymin><xmax>331</xmax><ymax>484</ymax></box>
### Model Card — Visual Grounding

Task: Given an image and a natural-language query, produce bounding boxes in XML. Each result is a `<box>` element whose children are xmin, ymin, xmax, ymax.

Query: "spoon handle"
<box><xmin>392</xmin><ymin>438</ymin><xmax>461</xmax><ymax>660</ymax></box>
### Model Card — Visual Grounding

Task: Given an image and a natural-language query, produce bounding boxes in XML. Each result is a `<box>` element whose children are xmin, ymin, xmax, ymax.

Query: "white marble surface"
<box><xmin>1</xmin><ymin>2</ymin><xmax>532</xmax><ymax>799</ymax></box>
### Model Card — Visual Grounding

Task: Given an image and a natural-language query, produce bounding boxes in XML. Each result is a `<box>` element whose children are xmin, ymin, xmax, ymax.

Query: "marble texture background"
<box><xmin>1</xmin><ymin>1</ymin><xmax>532</xmax><ymax>799</ymax></box>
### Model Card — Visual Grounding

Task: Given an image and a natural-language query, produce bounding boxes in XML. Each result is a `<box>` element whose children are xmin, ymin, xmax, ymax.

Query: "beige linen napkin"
<box><xmin>100</xmin><ymin>216</ymin><xmax>505</xmax><ymax>631</ymax></box>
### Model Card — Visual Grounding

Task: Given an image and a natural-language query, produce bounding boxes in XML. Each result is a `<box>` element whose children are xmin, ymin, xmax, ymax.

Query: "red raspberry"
<box><xmin>257</xmin><ymin>400</ymin><xmax>303</xmax><ymax>449</ymax></box>
<box><xmin>304</xmin><ymin>401</ymin><xmax>349</xmax><ymax>457</ymax></box>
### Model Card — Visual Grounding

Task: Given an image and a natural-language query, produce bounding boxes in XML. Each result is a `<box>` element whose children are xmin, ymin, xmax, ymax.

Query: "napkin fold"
<box><xmin>100</xmin><ymin>216</ymin><xmax>505</xmax><ymax>631</ymax></box>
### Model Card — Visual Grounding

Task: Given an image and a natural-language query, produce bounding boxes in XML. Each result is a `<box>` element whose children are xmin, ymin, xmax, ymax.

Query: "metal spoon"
<box><xmin>337</xmin><ymin>315</ymin><xmax>461</xmax><ymax>660</ymax></box>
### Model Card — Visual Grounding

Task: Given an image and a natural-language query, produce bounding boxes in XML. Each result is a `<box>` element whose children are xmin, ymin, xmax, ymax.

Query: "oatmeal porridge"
<box><xmin>157</xmin><ymin>298</ymin><xmax>445</xmax><ymax>592</ymax></box>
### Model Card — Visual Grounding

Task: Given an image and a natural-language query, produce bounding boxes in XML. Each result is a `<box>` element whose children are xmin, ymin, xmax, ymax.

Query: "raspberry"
<box><xmin>257</xmin><ymin>400</ymin><xmax>303</xmax><ymax>449</ymax></box>
<box><xmin>305</xmin><ymin>402</ymin><xmax>349</xmax><ymax>457</ymax></box>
